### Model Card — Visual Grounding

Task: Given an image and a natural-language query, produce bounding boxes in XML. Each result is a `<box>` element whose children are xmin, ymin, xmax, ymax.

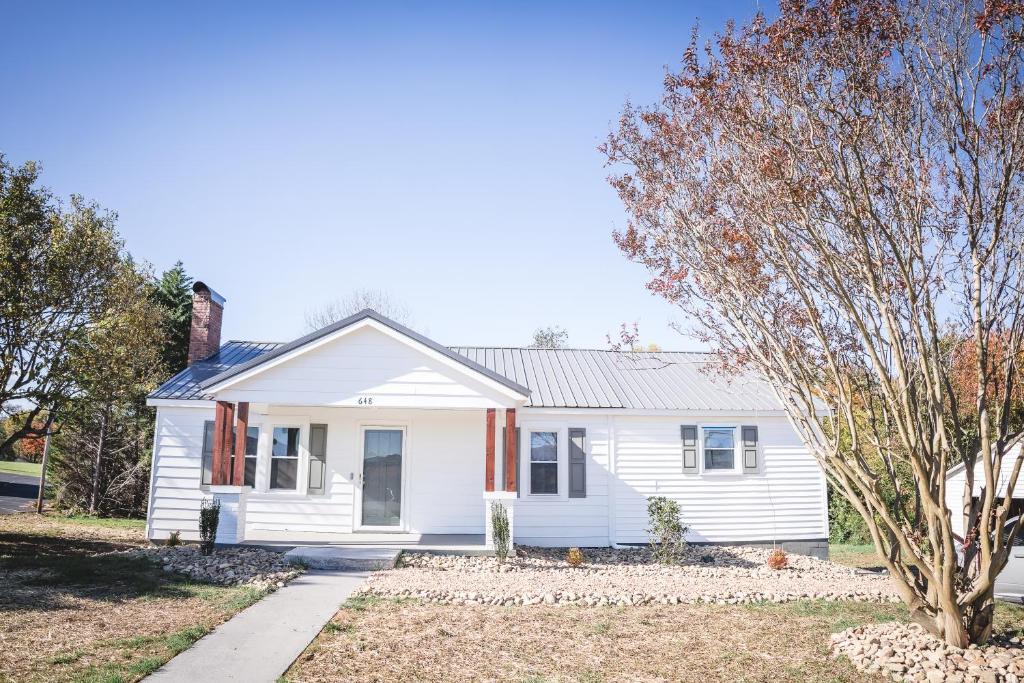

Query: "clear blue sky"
<box><xmin>2</xmin><ymin>1</ymin><xmax>760</xmax><ymax>350</ymax></box>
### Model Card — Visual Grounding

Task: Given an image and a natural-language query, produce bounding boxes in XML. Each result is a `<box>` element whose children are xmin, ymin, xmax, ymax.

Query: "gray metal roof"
<box><xmin>151</xmin><ymin>336</ymin><xmax>782</xmax><ymax>411</ymax></box>
<box><xmin>149</xmin><ymin>341</ymin><xmax>283</xmax><ymax>400</ymax></box>
<box><xmin>451</xmin><ymin>348</ymin><xmax>782</xmax><ymax>410</ymax></box>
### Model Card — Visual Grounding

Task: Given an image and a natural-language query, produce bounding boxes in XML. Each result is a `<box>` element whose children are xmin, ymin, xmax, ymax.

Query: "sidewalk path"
<box><xmin>148</xmin><ymin>569</ymin><xmax>368</xmax><ymax>683</ymax></box>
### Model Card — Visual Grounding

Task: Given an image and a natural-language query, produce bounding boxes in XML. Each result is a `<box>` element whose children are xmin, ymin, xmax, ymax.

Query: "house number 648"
<box><xmin>357</xmin><ymin>397</ymin><xmax>374</xmax><ymax>405</ymax></box>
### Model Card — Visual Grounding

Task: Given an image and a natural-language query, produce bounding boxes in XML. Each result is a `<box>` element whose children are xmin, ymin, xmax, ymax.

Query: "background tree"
<box><xmin>604</xmin><ymin>0</ymin><xmax>1024</xmax><ymax>646</ymax></box>
<box><xmin>528</xmin><ymin>326</ymin><xmax>569</xmax><ymax>349</ymax></box>
<box><xmin>49</xmin><ymin>262</ymin><xmax>166</xmax><ymax>515</ymax></box>
<box><xmin>0</xmin><ymin>156</ymin><xmax>122</xmax><ymax>456</ymax></box>
<box><xmin>304</xmin><ymin>288</ymin><xmax>411</xmax><ymax>331</ymax></box>
<box><xmin>151</xmin><ymin>261</ymin><xmax>193</xmax><ymax>374</ymax></box>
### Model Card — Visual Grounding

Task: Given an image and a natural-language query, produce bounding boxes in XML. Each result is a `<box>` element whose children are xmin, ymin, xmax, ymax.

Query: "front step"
<box><xmin>282</xmin><ymin>545</ymin><xmax>401</xmax><ymax>571</ymax></box>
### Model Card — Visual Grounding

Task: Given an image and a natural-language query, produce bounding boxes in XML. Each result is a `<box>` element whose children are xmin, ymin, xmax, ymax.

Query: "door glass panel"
<box><xmin>362</xmin><ymin>429</ymin><xmax>402</xmax><ymax>527</ymax></box>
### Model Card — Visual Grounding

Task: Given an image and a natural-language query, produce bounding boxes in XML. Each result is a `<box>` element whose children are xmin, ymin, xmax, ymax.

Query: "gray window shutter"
<box><xmin>681</xmin><ymin>425</ymin><xmax>698</xmax><ymax>473</ymax></box>
<box><xmin>742</xmin><ymin>425</ymin><xmax>759</xmax><ymax>473</ymax></box>
<box><xmin>201</xmin><ymin>420</ymin><xmax>215</xmax><ymax>486</ymax></box>
<box><xmin>308</xmin><ymin>423</ymin><xmax>328</xmax><ymax>495</ymax></box>
<box><xmin>568</xmin><ymin>428</ymin><xmax>587</xmax><ymax>498</ymax></box>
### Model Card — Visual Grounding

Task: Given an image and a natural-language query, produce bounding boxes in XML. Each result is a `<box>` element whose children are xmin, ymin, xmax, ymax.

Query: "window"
<box><xmin>228</xmin><ymin>426</ymin><xmax>260</xmax><ymax>487</ymax></box>
<box><xmin>270</xmin><ymin>427</ymin><xmax>300</xmax><ymax>490</ymax></box>
<box><xmin>201</xmin><ymin>421</ymin><xmax>215</xmax><ymax>486</ymax></box>
<box><xmin>703</xmin><ymin>427</ymin><xmax>735</xmax><ymax>470</ymax></box>
<box><xmin>530</xmin><ymin>431</ymin><xmax>558</xmax><ymax>494</ymax></box>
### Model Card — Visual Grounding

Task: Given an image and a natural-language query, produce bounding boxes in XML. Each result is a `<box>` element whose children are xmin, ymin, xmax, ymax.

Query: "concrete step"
<box><xmin>282</xmin><ymin>545</ymin><xmax>400</xmax><ymax>570</ymax></box>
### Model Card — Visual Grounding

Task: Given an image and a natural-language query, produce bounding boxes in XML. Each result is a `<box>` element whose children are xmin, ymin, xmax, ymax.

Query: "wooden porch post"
<box><xmin>485</xmin><ymin>408</ymin><xmax>496</xmax><ymax>492</ymax></box>
<box><xmin>232</xmin><ymin>402</ymin><xmax>249</xmax><ymax>486</ymax></box>
<box><xmin>212</xmin><ymin>401</ymin><xmax>234</xmax><ymax>485</ymax></box>
<box><xmin>504</xmin><ymin>408</ymin><xmax>517</xmax><ymax>492</ymax></box>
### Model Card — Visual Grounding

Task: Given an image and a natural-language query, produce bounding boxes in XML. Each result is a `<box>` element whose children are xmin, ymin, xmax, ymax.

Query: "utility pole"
<box><xmin>36</xmin><ymin>426</ymin><xmax>52</xmax><ymax>514</ymax></box>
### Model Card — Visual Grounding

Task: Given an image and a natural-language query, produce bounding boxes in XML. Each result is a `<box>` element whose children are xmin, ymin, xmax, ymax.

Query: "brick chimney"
<box><xmin>188</xmin><ymin>281</ymin><xmax>226</xmax><ymax>366</ymax></box>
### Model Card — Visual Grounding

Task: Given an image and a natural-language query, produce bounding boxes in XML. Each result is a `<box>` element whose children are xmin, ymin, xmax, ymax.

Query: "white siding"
<box><xmin>148</xmin><ymin>405</ymin><xmax>828</xmax><ymax>547</ymax></box>
<box><xmin>945</xmin><ymin>445</ymin><xmax>1023</xmax><ymax>539</ymax></box>
<box><xmin>216</xmin><ymin>325</ymin><xmax>513</xmax><ymax>409</ymax></box>
<box><xmin>609</xmin><ymin>415</ymin><xmax>827</xmax><ymax>544</ymax></box>
<box><xmin>148</xmin><ymin>406</ymin><xmax>209</xmax><ymax>540</ymax></box>
<box><xmin>515</xmin><ymin>419</ymin><xmax>611</xmax><ymax>547</ymax></box>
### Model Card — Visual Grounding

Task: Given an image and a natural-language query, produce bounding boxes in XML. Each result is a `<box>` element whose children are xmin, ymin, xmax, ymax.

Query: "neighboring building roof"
<box><xmin>149</xmin><ymin>341</ymin><xmax>283</xmax><ymax>400</ymax></box>
<box><xmin>452</xmin><ymin>347</ymin><xmax>780</xmax><ymax>411</ymax></box>
<box><xmin>151</xmin><ymin>327</ymin><xmax>782</xmax><ymax>411</ymax></box>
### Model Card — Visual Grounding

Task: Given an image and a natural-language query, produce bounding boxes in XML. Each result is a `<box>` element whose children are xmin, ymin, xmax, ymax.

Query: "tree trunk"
<box><xmin>89</xmin><ymin>409</ymin><xmax>108</xmax><ymax>514</ymax></box>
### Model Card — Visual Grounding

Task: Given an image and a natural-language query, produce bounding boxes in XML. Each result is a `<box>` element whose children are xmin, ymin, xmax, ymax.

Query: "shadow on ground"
<box><xmin>0</xmin><ymin>531</ymin><xmax>194</xmax><ymax>611</ymax></box>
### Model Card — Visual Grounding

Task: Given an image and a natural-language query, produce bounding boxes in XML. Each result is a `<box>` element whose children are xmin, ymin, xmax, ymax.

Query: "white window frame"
<box><xmin>521</xmin><ymin>423</ymin><xmax>567</xmax><ymax>499</ymax></box>
<box><xmin>238</xmin><ymin>421</ymin><xmax>262</xmax><ymax>488</ymax></box>
<box><xmin>700</xmin><ymin>425</ymin><xmax>741</xmax><ymax>474</ymax></box>
<box><xmin>267</xmin><ymin>424</ymin><xmax>304</xmax><ymax>492</ymax></box>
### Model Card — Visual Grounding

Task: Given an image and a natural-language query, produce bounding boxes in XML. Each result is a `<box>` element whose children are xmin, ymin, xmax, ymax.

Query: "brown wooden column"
<box><xmin>484</xmin><ymin>408</ymin><xmax>496</xmax><ymax>492</ymax></box>
<box><xmin>212</xmin><ymin>400</ymin><xmax>235</xmax><ymax>485</ymax></box>
<box><xmin>232</xmin><ymin>402</ymin><xmax>249</xmax><ymax>486</ymax></box>
<box><xmin>504</xmin><ymin>408</ymin><xmax>517</xmax><ymax>492</ymax></box>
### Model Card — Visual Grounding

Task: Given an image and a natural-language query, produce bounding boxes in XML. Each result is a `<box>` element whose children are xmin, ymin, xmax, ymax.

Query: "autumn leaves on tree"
<box><xmin>605</xmin><ymin>0</ymin><xmax>1024</xmax><ymax>646</ymax></box>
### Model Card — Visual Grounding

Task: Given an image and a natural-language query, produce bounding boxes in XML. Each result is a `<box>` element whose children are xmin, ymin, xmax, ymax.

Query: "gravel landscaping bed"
<box><xmin>123</xmin><ymin>545</ymin><xmax>303</xmax><ymax>589</ymax></box>
<box><xmin>359</xmin><ymin>544</ymin><xmax>900</xmax><ymax>607</ymax></box>
<box><xmin>831</xmin><ymin>622</ymin><xmax>1024</xmax><ymax>682</ymax></box>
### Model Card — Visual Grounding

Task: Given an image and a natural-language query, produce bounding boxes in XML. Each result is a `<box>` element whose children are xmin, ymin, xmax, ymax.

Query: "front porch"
<box><xmin>203</xmin><ymin>400</ymin><xmax>522</xmax><ymax>548</ymax></box>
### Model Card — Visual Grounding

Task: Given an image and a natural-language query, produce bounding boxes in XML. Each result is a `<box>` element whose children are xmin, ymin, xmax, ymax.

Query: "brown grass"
<box><xmin>284</xmin><ymin>596</ymin><xmax>905</xmax><ymax>683</ymax></box>
<box><xmin>0</xmin><ymin>513</ymin><xmax>265</xmax><ymax>683</ymax></box>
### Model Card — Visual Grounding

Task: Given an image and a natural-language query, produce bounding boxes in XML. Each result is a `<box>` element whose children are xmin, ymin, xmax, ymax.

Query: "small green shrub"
<box><xmin>199</xmin><ymin>499</ymin><xmax>220</xmax><ymax>556</ymax></box>
<box><xmin>166</xmin><ymin>530</ymin><xmax>181</xmax><ymax>547</ymax></box>
<box><xmin>491</xmin><ymin>502</ymin><xmax>510</xmax><ymax>563</ymax></box>
<box><xmin>646</xmin><ymin>496</ymin><xmax>688</xmax><ymax>564</ymax></box>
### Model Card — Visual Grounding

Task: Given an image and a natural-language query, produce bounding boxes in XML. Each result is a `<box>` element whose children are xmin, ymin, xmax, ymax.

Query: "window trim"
<box><xmin>355</xmin><ymin>422</ymin><xmax>410</xmax><ymax>532</ymax></box>
<box><xmin>268</xmin><ymin>424</ymin><xmax>303</xmax><ymax>492</ymax></box>
<box><xmin>521</xmin><ymin>424</ymin><xmax>565</xmax><ymax>498</ymax></box>
<box><xmin>700</xmin><ymin>425</ymin><xmax>741</xmax><ymax>474</ymax></box>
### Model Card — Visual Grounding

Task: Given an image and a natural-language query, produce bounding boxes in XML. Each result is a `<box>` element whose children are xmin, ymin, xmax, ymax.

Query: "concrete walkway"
<box><xmin>148</xmin><ymin>570</ymin><xmax>368</xmax><ymax>683</ymax></box>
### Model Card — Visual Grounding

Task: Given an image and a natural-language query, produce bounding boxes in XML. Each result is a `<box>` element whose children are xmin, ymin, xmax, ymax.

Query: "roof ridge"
<box><xmin>450</xmin><ymin>346</ymin><xmax>714</xmax><ymax>354</ymax></box>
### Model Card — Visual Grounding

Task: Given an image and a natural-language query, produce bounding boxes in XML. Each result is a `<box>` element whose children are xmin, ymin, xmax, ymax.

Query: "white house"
<box><xmin>145</xmin><ymin>282</ymin><xmax>829</xmax><ymax>558</ymax></box>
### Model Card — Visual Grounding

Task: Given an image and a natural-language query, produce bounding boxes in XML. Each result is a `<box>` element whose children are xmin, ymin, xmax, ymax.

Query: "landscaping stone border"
<box><xmin>830</xmin><ymin>622</ymin><xmax>1024</xmax><ymax>683</ymax></box>
<box><xmin>121</xmin><ymin>545</ymin><xmax>304</xmax><ymax>589</ymax></box>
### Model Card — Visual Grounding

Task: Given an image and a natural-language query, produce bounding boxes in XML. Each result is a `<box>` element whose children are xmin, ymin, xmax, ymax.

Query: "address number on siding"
<box><xmin>357</xmin><ymin>397</ymin><xmax>374</xmax><ymax>405</ymax></box>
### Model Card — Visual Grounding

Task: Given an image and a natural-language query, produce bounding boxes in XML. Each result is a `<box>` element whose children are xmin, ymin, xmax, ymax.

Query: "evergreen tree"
<box><xmin>151</xmin><ymin>261</ymin><xmax>193</xmax><ymax>373</ymax></box>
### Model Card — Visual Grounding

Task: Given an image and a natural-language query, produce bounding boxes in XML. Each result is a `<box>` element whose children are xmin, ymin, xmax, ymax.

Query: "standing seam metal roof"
<box><xmin>149</xmin><ymin>339</ymin><xmax>783</xmax><ymax>411</ymax></box>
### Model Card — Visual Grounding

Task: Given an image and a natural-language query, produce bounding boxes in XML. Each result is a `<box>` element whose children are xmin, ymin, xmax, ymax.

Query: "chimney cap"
<box><xmin>193</xmin><ymin>281</ymin><xmax>226</xmax><ymax>306</ymax></box>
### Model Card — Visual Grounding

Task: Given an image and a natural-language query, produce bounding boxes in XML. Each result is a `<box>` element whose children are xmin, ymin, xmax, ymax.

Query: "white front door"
<box><xmin>357</xmin><ymin>427</ymin><xmax>405</xmax><ymax>530</ymax></box>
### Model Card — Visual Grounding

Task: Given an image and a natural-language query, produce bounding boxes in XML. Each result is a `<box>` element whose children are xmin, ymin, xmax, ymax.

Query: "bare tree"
<box><xmin>304</xmin><ymin>289</ymin><xmax>412</xmax><ymax>331</ymax></box>
<box><xmin>604</xmin><ymin>0</ymin><xmax>1024</xmax><ymax>646</ymax></box>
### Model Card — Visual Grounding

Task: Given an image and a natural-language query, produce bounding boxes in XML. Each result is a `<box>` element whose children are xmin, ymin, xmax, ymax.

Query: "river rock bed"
<box><xmin>358</xmin><ymin>545</ymin><xmax>900</xmax><ymax>607</ymax></box>
<box><xmin>830</xmin><ymin>622</ymin><xmax>1024</xmax><ymax>682</ymax></box>
<box><xmin>125</xmin><ymin>545</ymin><xmax>303</xmax><ymax>589</ymax></box>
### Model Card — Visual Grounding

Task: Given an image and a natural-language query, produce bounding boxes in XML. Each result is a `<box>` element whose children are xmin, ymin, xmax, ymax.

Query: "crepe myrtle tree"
<box><xmin>603</xmin><ymin>0</ymin><xmax>1024</xmax><ymax>646</ymax></box>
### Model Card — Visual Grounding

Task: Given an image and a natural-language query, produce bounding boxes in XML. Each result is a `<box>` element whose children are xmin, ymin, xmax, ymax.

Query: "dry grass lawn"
<box><xmin>0</xmin><ymin>513</ymin><xmax>267</xmax><ymax>683</ymax></box>
<box><xmin>285</xmin><ymin>596</ymin><xmax>904</xmax><ymax>683</ymax></box>
<box><xmin>285</xmin><ymin>545</ymin><xmax>1024</xmax><ymax>683</ymax></box>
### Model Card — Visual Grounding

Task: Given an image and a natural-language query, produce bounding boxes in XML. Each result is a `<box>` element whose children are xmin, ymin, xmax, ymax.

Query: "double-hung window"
<box><xmin>703</xmin><ymin>427</ymin><xmax>736</xmax><ymax>470</ymax></box>
<box><xmin>529</xmin><ymin>431</ymin><xmax>558</xmax><ymax>494</ymax></box>
<box><xmin>201</xmin><ymin>421</ymin><xmax>216</xmax><ymax>486</ymax></box>
<box><xmin>270</xmin><ymin>427</ymin><xmax>301</xmax><ymax>490</ymax></box>
<box><xmin>235</xmin><ymin>426</ymin><xmax>259</xmax><ymax>487</ymax></box>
